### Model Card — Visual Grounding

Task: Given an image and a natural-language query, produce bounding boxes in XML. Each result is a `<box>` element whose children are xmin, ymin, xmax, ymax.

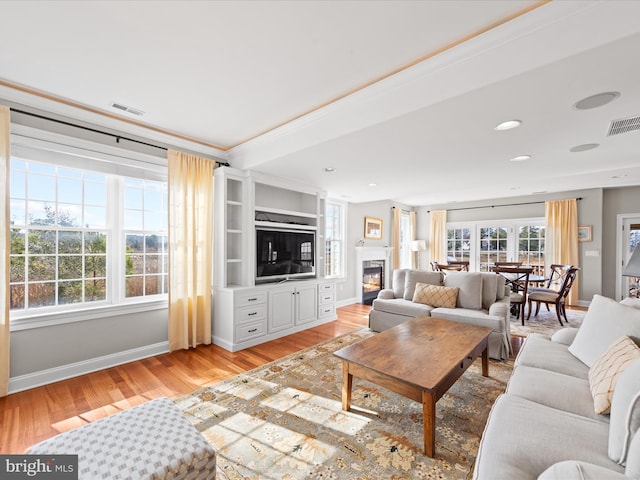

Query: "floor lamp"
<box><xmin>411</xmin><ymin>240</ymin><xmax>427</xmax><ymax>269</ymax></box>
<box><xmin>623</xmin><ymin>245</ymin><xmax>640</xmax><ymax>298</ymax></box>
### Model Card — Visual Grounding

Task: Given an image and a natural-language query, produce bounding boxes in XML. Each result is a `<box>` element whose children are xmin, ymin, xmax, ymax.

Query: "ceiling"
<box><xmin>1</xmin><ymin>0</ymin><xmax>640</xmax><ymax>205</ymax></box>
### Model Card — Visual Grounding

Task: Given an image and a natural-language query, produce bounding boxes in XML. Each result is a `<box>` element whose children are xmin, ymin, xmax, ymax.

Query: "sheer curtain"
<box><xmin>1</xmin><ymin>106</ymin><xmax>10</xmax><ymax>396</ymax></box>
<box><xmin>429</xmin><ymin>210</ymin><xmax>447</xmax><ymax>266</ymax></box>
<box><xmin>167</xmin><ymin>149</ymin><xmax>215</xmax><ymax>351</ymax></box>
<box><xmin>392</xmin><ymin>207</ymin><xmax>401</xmax><ymax>269</ymax></box>
<box><xmin>545</xmin><ymin>199</ymin><xmax>579</xmax><ymax>305</ymax></box>
<box><xmin>410</xmin><ymin>211</ymin><xmax>417</xmax><ymax>268</ymax></box>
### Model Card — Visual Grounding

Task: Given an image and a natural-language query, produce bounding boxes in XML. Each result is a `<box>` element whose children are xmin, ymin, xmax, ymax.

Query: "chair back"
<box><xmin>493</xmin><ymin>266</ymin><xmax>534</xmax><ymax>298</ymax></box>
<box><xmin>545</xmin><ymin>264</ymin><xmax>572</xmax><ymax>290</ymax></box>
<box><xmin>430</xmin><ymin>261</ymin><xmax>440</xmax><ymax>271</ymax></box>
<box><xmin>558</xmin><ymin>267</ymin><xmax>580</xmax><ymax>301</ymax></box>
<box><xmin>494</xmin><ymin>261</ymin><xmax>523</xmax><ymax>268</ymax></box>
<box><xmin>448</xmin><ymin>261</ymin><xmax>469</xmax><ymax>271</ymax></box>
<box><xmin>436</xmin><ymin>263</ymin><xmax>463</xmax><ymax>271</ymax></box>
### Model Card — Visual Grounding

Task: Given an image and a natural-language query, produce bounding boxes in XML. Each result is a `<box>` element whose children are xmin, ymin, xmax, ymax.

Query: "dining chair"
<box><xmin>527</xmin><ymin>267</ymin><xmax>580</xmax><ymax>326</ymax></box>
<box><xmin>430</xmin><ymin>261</ymin><xmax>440</xmax><ymax>271</ymax></box>
<box><xmin>494</xmin><ymin>261</ymin><xmax>523</xmax><ymax>268</ymax></box>
<box><xmin>436</xmin><ymin>263</ymin><xmax>464</xmax><ymax>271</ymax></box>
<box><xmin>493</xmin><ymin>266</ymin><xmax>533</xmax><ymax>325</ymax></box>
<box><xmin>528</xmin><ymin>265</ymin><xmax>573</xmax><ymax>313</ymax></box>
<box><xmin>447</xmin><ymin>261</ymin><xmax>469</xmax><ymax>271</ymax></box>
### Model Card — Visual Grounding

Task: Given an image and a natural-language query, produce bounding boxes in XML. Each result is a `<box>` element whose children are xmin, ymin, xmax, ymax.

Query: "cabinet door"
<box><xmin>268</xmin><ymin>289</ymin><xmax>296</xmax><ymax>333</ymax></box>
<box><xmin>296</xmin><ymin>285</ymin><xmax>318</xmax><ymax>325</ymax></box>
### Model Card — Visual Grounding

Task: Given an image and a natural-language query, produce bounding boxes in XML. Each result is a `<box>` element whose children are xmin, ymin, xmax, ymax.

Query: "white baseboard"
<box><xmin>336</xmin><ymin>297</ymin><xmax>359</xmax><ymax>308</ymax></box>
<box><xmin>8</xmin><ymin>342</ymin><xmax>169</xmax><ymax>394</ymax></box>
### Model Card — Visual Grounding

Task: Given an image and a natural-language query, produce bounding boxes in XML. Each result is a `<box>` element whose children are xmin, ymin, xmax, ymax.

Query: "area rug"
<box><xmin>175</xmin><ymin>328</ymin><xmax>514</xmax><ymax>480</ymax></box>
<box><xmin>509</xmin><ymin>307</ymin><xmax>585</xmax><ymax>339</ymax></box>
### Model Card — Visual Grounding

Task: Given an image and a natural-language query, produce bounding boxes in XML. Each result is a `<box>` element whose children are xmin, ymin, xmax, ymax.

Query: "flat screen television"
<box><xmin>256</xmin><ymin>227</ymin><xmax>316</xmax><ymax>283</ymax></box>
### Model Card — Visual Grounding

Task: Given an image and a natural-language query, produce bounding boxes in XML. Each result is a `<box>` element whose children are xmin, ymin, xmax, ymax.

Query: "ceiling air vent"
<box><xmin>110</xmin><ymin>102</ymin><xmax>145</xmax><ymax>116</ymax></box>
<box><xmin>607</xmin><ymin>115</ymin><xmax>640</xmax><ymax>136</ymax></box>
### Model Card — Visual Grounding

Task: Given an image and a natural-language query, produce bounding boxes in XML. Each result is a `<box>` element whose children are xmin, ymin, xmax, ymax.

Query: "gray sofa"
<box><xmin>474</xmin><ymin>295</ymin><xmax>640</xmax><ymax>479</ymax></box>
<box><xmin>369</xmin><ymin>269</ymin><xmax>511</xmax><ymax>360</ymax></box>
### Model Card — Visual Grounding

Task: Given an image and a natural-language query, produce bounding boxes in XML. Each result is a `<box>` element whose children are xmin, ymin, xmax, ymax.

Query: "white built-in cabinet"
<box><xmin>212</xmin><ymin>166</ymin><xmax>336</xmax><ymax>352</ymax></box>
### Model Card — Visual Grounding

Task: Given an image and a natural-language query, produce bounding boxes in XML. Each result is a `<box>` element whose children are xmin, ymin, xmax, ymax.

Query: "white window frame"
<box><xmin>399</xmin><ymin>210</ymin><xmax>412</xmax><ymax>269</ymax></box>
<box><xmin>9</xmin><ymin>125</ymin><xmax>168</xmax><ymax>331</ymax></box>
<box><xmin>325</xmin><ymin>199</ymin><xmax>347</xmax><ymax>279</ymax></box>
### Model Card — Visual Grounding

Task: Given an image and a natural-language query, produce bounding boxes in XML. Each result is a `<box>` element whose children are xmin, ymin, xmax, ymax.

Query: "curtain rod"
<box><xmin>427</xmin><ymin>197</ymin><xmax>583</xmax><ymax>213</ymax></box>
<box><xmin>10</xmin><ymin>108</ymin><xmax>230</xmax><ymax>167</ymax></box>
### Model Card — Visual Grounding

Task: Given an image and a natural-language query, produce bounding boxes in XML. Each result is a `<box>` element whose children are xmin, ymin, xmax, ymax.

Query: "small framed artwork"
<box><xmin>364</xmin><ymin>217</ymin><xmax>383</xmax><ymax>239</ymax></box>
<box><xmin>578</xmin><ymin>225</ymin><xmax>592</xmax><ymax>242</ymax></box>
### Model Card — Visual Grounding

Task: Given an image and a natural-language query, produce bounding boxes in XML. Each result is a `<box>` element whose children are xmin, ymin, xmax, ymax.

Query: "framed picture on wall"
<box><xmin>364</xmin><ymin>217</ymin><xmax>383</xmax><ymax>239</ymax></box>
<box><xmin>578</xmin><ymin>225</ymin><xmax>592</xmax><ymax>242</ymax></box>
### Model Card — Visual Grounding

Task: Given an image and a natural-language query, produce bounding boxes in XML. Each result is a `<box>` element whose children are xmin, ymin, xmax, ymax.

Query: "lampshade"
<box><xmin>623</xmin><ymin>245</ymin><xmax>640</xmax><ymax>277</ymax></box>
<box><xmin>411</xmin><ymin>240</ymin><xmax>427</xmax><ymax>252</ymax></box>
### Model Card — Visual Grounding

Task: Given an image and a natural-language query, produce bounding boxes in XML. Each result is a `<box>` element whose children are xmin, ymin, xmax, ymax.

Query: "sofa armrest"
<box><xmin>538</xmin><ymin>460</ymin><xmax>628</xmax><ymax>480</ymax></box>
<box><xmin>550</xmin><ymin>327</ymin><xmax>579</xmax><ymax>346</ymax></box>
<box><xmin>377</xmin><ymin>288</ymin><xmax>396</xmax><ymax>300</ymax></box>
<box><xmin>489</xmin><ymin>301</ymin><xmax>509</xmax><ymax>319</ymax></box>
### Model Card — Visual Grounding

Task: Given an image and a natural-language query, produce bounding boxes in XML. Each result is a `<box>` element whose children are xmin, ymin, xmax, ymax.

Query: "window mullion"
<box><xmin>107</xmin><ymin>176</ymin><xmax>122</xmax><ymax>304</ymax></box>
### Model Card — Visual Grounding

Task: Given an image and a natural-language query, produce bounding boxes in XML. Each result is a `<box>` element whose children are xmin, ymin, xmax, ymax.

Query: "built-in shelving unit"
<box><xmin>212</xmin><ymin>166</ymin><xmax>336</xmax><ymax>352</ymax></box>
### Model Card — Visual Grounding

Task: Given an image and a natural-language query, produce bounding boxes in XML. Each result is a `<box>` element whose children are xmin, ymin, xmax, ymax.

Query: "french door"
<box><xmin>617</xmin><ymin>215</ymin><xmax>640</xmax><ymax>299</ymax></box>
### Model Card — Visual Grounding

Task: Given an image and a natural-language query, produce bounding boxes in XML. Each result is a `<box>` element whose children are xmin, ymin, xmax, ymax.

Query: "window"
<box><xmin>399</xmin><ymin>211</ymin><xmax>412</xmax><ymax>269</ymax></box>
<box><xmin>447</xmin><ymin>227</ymin><xmax>471</xmax><ymax>263</ymax></box>
<box><xmin>325</xmin><ymin>201</ymin><xmax>346</xmax><ymax>278</ymax></box>
<box><xmin>9</xmin><ymin>126</ymin><xmax>168</xmax><ymax>323</ymax></box>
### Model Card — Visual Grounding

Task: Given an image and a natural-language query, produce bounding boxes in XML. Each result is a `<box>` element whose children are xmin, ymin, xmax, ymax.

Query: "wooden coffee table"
<box><xmin>334</xmin><ymin>316</ymin><xmax>491</xmax><ymax>458</ymax></box>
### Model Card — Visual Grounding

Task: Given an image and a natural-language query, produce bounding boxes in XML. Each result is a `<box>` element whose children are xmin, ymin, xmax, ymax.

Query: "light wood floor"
<box><xmin>0</xmin><ymin>303</ymin><xmax>371</xmax><ymax>454</ymax></box>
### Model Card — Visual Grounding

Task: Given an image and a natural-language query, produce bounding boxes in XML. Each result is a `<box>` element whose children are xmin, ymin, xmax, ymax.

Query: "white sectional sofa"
<box><xmin>474</xmin><ymin>295</ymin><xmax>640</xmax><ymax>479</ymax></box>
<box><xmin>368</xmin><ymin>269</ymin><xmax>511</xmax><ymax>360</ymax></box>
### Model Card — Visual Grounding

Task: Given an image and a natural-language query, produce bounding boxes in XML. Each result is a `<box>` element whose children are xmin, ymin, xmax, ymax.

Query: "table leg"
<box><xmin>482</xmin><ymin>345</ymin><xmax>489</xmax><ymax>377</ymax></box>
<box><xmin>341</xmin><ymin>361</ymin><xmax>352</xmax><ymax>411</ymax></box>
<box><xmin>422</xmin><ymin>390</ymin><xmax>436</xmax><ymax>457</ymax></box>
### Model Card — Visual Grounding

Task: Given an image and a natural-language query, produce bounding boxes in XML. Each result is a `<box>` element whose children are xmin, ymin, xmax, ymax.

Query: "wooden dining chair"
<box><xmin>527</xmin><ymin>267</ymin><xmax>580</xmax><ymax>326</ymax></box>
<box><xmin>494</xmin><ymin>261</ymin><xmax>523</xmax><ymax>268</ymax></box>
<box><xmin>493</xmin><ymin>266</ymin><xmax>533</xmax><ymax>325</ymax></box>
<box><xmin>447</xmin><ymin>261</ymin><xmax>469</xmax><ymax>271</ymax></box>
<box><xmin>436</xmin><ymin>263</ymin><xmax>464</xmax><ymax>271</ymax></box>
<box><xmin>430</xmin><ymin>261</ymin><xmax>441</xmax><ymax>271</ymax></box>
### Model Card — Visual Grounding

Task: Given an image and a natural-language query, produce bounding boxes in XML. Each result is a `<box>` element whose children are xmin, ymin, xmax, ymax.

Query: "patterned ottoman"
<box><xmin>28</xmin><ymin>397</ymin><xmax>216</xmax><ymax>479</ymax></box>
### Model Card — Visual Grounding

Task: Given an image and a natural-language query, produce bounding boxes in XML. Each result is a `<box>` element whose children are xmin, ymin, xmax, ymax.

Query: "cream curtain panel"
<box><xmin>167</xmin><ymin>150</ymin><xmax>215</xmax><ymax>351</ymax></box>
<box><xmin>410</xmin><ymin>211</ymin><xmax>417</xmax><ymax>268</ymax></box>
<box><xmin>1</xmin><ymin>106</ymin><xmax>10</xmax><ymax>397</ymax></box>
<box><xmin>545</xmin><ymin>199</ymin><xmax>579</xmax><ymax>305</ymax></box>
<box><xmin>429</xmin><ymin>210</ymin><xmax>447</xmax><ymax>266</ymax></box>
<box><xmin>392</xmin><ymin>207</ymin><xmax>401</xmax><ymax>269</ymax></box>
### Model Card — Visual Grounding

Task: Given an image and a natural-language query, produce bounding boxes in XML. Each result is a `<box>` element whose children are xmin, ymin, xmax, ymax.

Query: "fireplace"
<box><xmin>355</xmin><ymin>246</ymin><xmax>392</xmax><ymax>305</ymax></box>
<box><xmin>362</xmin><ymin>260</ymin><xmax>384</xmax><ymax>305</ymax></box>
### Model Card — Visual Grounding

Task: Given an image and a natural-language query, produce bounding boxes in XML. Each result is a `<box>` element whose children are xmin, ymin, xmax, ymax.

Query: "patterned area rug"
<box><xmin>175</xmin><ymin>328</ymin><xmax>514</xmax><ymax>480</ymax></box>
<box><xmin>509</xmin><ymin>307</ymin><xmax>586</xmax><ymax>339</ymax></box>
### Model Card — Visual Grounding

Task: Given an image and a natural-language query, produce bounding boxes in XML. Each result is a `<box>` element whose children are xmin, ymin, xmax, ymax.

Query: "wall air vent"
<box><xmin>110</xmin><ymin>102</ymin><xmax>145</xmax><ymax>116</ymax></box>
<box><xmin>607</xmin><ymin>115</ymin><xmax>640</xmax><ymax>136</ymax></box>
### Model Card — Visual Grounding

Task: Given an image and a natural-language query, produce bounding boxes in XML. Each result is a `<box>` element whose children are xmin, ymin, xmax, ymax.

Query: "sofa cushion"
<box><xmin>473</xmin><ymin>394</ymin><xmax>622</xmax><ymax>479</ymax></box>
<box><xmin>516</xmin><ymin>334</ymin><xmax>590</xmax><ymax>380</ymax></box>
<box><xmin>444</xmin><ymin>271</ymin><xmax>482</xmax><ymax>310</ymax></box>
<box><xmin>371</xmin><ymin>297</ymin><xmax>435</xmax><ymax>318</ymax></box>
<box><xmin>609</xmin><ymin>358</ymin><xmax>640</xmax><ymax>465</ymax></box>
<box><xmin>538</xmin><ymin>461</ymin><xmax>629</xmax><ymax>480</ymax></box>
<box><xmin>495</xmin><ymin>274</ymin><xmax>506</xmax><ymax>300</ymax></box>
<box><xmin>569</xmin><ymin>295</ymin><xmax>640</xmax><ymax>368</ymax></box>
<box><xmin>403</xmin><ymin>270</ymin><xmax>443</xmax><ymax>300</ymax></box>
<box><xmin>625</xmin><ymin>431</ymin><xmax>640</xmax><ymax>478</ymax></box>
<box><xmin>507</xmin><ymin>365</ymin><xmax>608</xmax><ymax>422</ymax></box>
<box><xmin>413</xmin><ymin>283</ymin><xmax>458</xmax><ymax>308</ymax></box>
<box><xmin>432</xmin><ymin>307</ymin><xmax>504</xmax><ymax>332</ymax></box>
<box><xmin>589</xmin><ymin>336</ymin><xmax>640</xmax><ymax>415</ymax></box>
<box><xmin>480</xmin><ymin>273</ymin><xmax>498</xmax><ymax>309</ymax></box>
<box><xmin>551</xmin><ymin>327</ymin><xmax>580</xmax><ymax>346</ymax></box>
<box><xmin>392</xmin><ymin>269</ymin><xmax>408</xmax><ymax>299</ymax></box>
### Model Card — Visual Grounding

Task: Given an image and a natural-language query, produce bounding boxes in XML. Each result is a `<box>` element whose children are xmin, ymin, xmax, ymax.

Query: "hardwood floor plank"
<box><xmin>0</xmin><ymin>304</ymin><xmax>370</xmax><ymax>453</ymax></box>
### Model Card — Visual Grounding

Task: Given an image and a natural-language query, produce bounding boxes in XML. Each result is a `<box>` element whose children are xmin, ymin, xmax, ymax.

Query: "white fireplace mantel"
<box><xmin>355</xmin><ymin>246</ymin><xmax>393</xmax><ymax>301</ymax></box>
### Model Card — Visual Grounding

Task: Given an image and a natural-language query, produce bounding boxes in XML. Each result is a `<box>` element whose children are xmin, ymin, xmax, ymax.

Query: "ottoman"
<box><xmin>28</xmin><ymin>397</ymin><xmax>216</xmax><ymax>479</ymax></box>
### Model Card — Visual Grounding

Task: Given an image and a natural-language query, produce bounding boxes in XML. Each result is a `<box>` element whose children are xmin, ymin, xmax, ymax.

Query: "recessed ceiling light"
<box><xmin>569</xmin><ymin>143</ymin><xmax>599</xmax><ymax>152</ymax></box>
<box><xmin>368</xmin><ymin>183</ymin><xmax>377</xmax><ymax>187</ymax></box>
<box><xmin>494</xmin><ymin>119</ymin><xmax>522</xmax><ymax>131</ymax></box>
<box><xmin>510</xmin><ymin>155</ymin><xmax>531</xmax><ymax>162</ymax></box>
<box><xmin>323</xmin><ymin>167</ymin><xmax>336</xmax><ymax>173</ymax></box>
<box><xmin>573</xmin><ymin>91</ymin><xmax>620</xmax><ymax>110</ymax></box>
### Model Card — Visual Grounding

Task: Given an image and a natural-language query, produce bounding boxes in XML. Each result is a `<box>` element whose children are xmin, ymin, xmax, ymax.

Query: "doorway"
<box><xmin>617</xmin><ymin>215</ymin><xmax>640</xmax><ymax>299</ymax></box>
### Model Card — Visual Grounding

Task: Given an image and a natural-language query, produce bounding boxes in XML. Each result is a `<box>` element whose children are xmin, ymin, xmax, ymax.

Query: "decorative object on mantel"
<box><xmin>623</xmin><ymin>245</ymin><xmax>640</xmax><ymax>298</ymax></box>
<box><xmin>176</xmin><ymin>329</ymin><xmax>512</xmax><ymax>480</ymax></box>
<box><xmin>364</xmin><ymin>216</ymin><xmax>383</xmax><ymax>239</ymax></box>
<box><xmin>578</xmin><ymin>225</ymin><xmax>592</xmax><ymax>242</ymax></box>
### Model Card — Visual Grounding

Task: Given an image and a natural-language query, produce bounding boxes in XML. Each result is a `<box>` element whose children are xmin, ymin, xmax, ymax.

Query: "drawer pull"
<box><xmin>248</xmin><ymin>312</ymin><xmax>257</xmax><ymax>316</ymax></box>
<box><xmin>248</xmin><ymin>328</ymin><xmax>258</xmax><ymax>333</ymax></box>
<box><xmin>248</xmin><ymin>297</ymin><xmax>258</xmax><ymax>302</ymax></box>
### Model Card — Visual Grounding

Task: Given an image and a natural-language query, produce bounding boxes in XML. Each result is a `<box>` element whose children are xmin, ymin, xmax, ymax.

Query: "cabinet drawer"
<box><xmin>318</xmin><ymin>283</ymin><xmax>335</xmax><ymax>293</ymax></box>
<box><xmin>318</xmin><ymin>304</ymin><xmax>336</xmax><ymax>318</ymax></box>
<box><xmin>235</xmin><ymin>292</ymin><xmax>267</xmax><ymax>308</ymax></box>
<box><xmin>319</xmin><ymin>292</ymin><xmax>334</xmax><ymax>305</ymax></box>
<box><xmin>235</xmin><ymin>320</ymin><xmax>267</xmax><ymax>342</ymax></box>
<box><xmin>236</xmin><ymin>305</ymin><xmax>267</xmax><ymax>324</ymax></box>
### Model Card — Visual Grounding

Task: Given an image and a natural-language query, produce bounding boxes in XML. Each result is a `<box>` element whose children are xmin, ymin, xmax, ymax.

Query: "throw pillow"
<box><xmin>403</xmin><ymin>270</ymin><xmax>443</xmax><ymax>300</ymax></box>
<box><xmin>588</xmin><ymin>336</ymin><xmax>640</xmax><ymax>414</ymax></box>
<box><xmin>609</xmin><ymin>357</ymin><xmax>640</xmax><ymax>465</ymax></box>
<box><xmin>568</xmin><ymin>294</ymin><xmax>640</xmax><ymax>368</ymax></box>
<box><xmin>412</xmin><ymin>283</ymin><xmax>459</xmax><ymax>308</ymax></box>
<box><xmin>443</xmin><ymin>271</ymin><xmax>483</xmax><ymax>310</ymax></box>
